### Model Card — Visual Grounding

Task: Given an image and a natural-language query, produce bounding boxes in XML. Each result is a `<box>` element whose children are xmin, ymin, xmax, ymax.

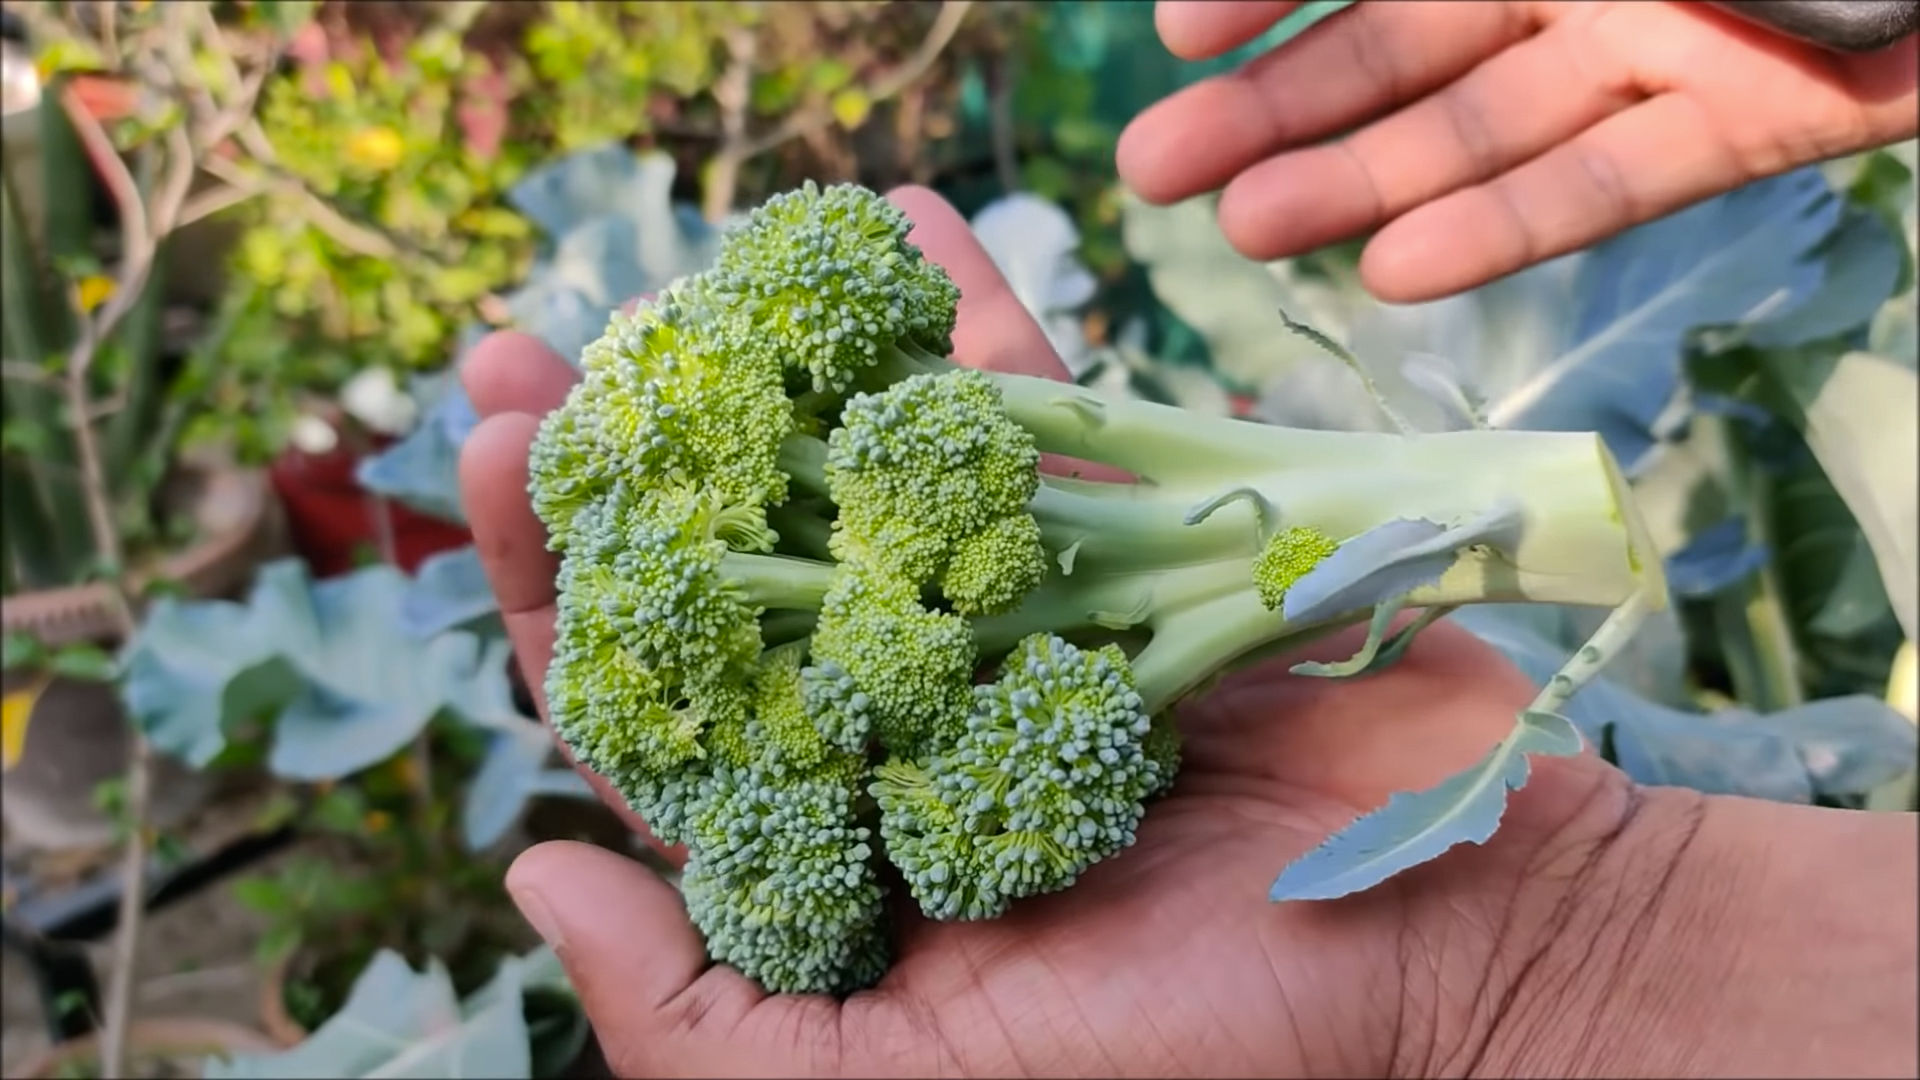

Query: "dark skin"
<box><xmin>458</xmin><ymin>5</ymin><xmax>1920</xmax><ymax>1072</ymax></box>
<box><xmin>460</xmin><ymin>189</ymin><xmax>1916</xmax><ymax>1079</ymax></box>
<box><xmin>1117</xmin><ymin>0</ymin><xmax>1919</xmax><ymax>301</ymax></box>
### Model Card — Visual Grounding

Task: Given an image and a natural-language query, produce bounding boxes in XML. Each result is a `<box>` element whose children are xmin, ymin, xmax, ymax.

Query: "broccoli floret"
<box><xmin>873</xmin><ymin>635</ymin><xmax>1162</xmax><ymax>921</ymax></box>
<box><xmin>525</xmin><ymin>181</ymin><xmax>1660</xmax><ymax>997</ymax></box>
<box><xmin>804</xmin><ymin>568</ymin><xmax>976</xmax><ymax>758</ymax></box>
<box><xmin>680</xmin><ymin>759</ymin><xmax>888</xmax><ymax>995</ymax></box>
<box><xmin>825</xmin><ymin>369</ymin><xmax>1046</xmax><ymax>613</ymax></box>
<box><xmin>707</xmin><ymin>181</ymin><xmax>960</xmax><ymax>394</ymax></box>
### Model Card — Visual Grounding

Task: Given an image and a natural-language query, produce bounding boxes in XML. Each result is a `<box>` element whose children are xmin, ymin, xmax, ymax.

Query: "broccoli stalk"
<box><xmin>524</xmin><ymin>181</ymin><xmax>1663</xmax><ymax>997</ymax></box>
<box><xmin>769</xmin><ymin>364</ymin><xmax>1650</xmax><ymax>714</ymax></box>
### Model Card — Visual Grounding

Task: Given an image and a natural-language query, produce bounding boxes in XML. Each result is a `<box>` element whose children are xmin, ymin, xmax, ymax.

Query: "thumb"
<box><xmin>505</xmin><ymin>841</ymin><xmax>846</xmax><ymax>1078</ymax></box>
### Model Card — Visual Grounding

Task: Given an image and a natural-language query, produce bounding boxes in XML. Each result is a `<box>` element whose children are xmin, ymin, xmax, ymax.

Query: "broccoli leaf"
<box><xmin>1663</xmin><ymin>515</ymin><xmax>1770</xmax><ymax>598</ymax></box>
<box><xmin>1281</xmin><ymin>503</ymin><xmax>1522</xmax><ymax>624</ymax></box>
<box><xmin>1755</xmin><ymin>347</ymin><xmax>1918</xmax><ymax>643</ymax></box>
<box><xmin>1259</xmin><ymin>167</ymin><xmax>1858</xmax><ymax>474</ymax></box>
<box><xmin>203</xmin><ymin>947</ymin><xmax>565</xmax><ymax>1079</ymax></box>
<box><xmin>1268</xmin><ymin>708</ymin><xmax>1582</xmax><ymax>901</ymax></box>
<box><xmin>449</xmin><ymin>640</ymin><xmax>595</xmax><ymax>850</ymax></box>
<box><xmin>401</xmin><ymin>545</ymin><xmax>501</xmax><ymax>638</ymax></box>
<box><xmin>123</xmin><ymin>561</ymin><xmax>511</xmax><ymax>782</ymax></box>
<box><xmin>1452</xmin><ymin>605</ymin><xmax>1918</xmax><ymax>802</ymax></box>
<box><xmin>1119</xmin><ymin>191</ymin><xmax>1369</xmax><ymax>389</ymax></box>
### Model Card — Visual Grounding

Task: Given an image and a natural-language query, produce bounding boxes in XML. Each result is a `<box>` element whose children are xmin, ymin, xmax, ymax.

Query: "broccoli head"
<box><xmin>525</xmin><ymin>182</ymin><xmax>1659</xmax><ymax>996</ymax></box>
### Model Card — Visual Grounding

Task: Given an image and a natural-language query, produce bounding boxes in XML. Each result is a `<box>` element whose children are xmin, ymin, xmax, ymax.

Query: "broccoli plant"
<box><xmin>525</xmin><ymin>181</ymin><xmax>1669</xmax><ymax>995</ymax></box>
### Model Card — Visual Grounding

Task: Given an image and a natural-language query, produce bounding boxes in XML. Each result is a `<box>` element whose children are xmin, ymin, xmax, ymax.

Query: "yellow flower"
<box><xmin>76</xmin><ymin>275</ymin><xmax>116</xmax><ymax>314</ymax></box>
<box><xmin>364</xmin><ymin>810</ymin><xmax>393</xmax><ymax>834</ymax></box>
<box><xmin>3</xmin><ymin>679</ymin><xmax>48</xmax><ymax>771</ymax></box>
<box><xmin>345</xmin><ymin>126</ymin><xmax>405</xmax><ymax>172</ymax></box>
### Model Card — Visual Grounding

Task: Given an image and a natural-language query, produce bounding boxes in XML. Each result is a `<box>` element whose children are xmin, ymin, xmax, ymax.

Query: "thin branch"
<box><xmin>58</xmin><ymin>86</ymin><xmax>154</xmax><ymax>359</ymax></box>
<box><xmin>200</xmin><ymin>155</ymin><xmax>400</xmax><ymax>259</ymax></box>
<box><xmin>986</xmin><ymin>52</ymin><xmax>1020</xmax><ymax>195</ymax></box>
<box><xmin>701</xmin><ymin>25</ymin><xmax>758</xmax><ymax>223</ymax></box>
<box><xmin>702</xmin><ymin>0</ymin><xmax>974</xmax><ymax>219</ymax></box>
<box><xmin>176</xmin><ymin>180</ymin><xmax>259</xmax><ymax>230</ymax></box>
<box><xmin>735</xmin><ymin>0</ymin><xmax>974</xmax><ymax>162</ymax></box>
<box><xmin>86</xmin><ymin>391</ymin><xmax>127</xmax><ymax>422</ymax></box>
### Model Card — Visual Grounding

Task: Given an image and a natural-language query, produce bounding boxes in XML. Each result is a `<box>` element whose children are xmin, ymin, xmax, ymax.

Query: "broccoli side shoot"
<box><xmin>525</xmin><ymin>181</ymin><xmax>1658</xmax><ymax>997</ymax></box>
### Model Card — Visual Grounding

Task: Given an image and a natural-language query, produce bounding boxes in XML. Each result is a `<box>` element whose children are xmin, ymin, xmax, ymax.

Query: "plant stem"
<box><xmin>703</xmin><ymin>0</ymin><xmax>975</xmax><ymax>221</ymax></box>
<box><xmin>1706</xmin><ymin>416</ymin><xmax>1805</xmax><ymax>713</ymax></box>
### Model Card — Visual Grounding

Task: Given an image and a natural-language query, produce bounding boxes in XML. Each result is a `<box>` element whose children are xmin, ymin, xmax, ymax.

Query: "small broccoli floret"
<box><xmin>874</xmin><ymin>634</ymin><xmax>1163</xmax><ymax>921</ymax></box>
<box><xmin>826</xmin><ymin>369</ymin><xmax>1047</xmax><ymax>613</ymax></box>
<box><xmin>680</xmin><ymin>761</ymin><xmax>889</xmax><ymax>995</ymax></box>
<box><xmin>708</xmin><ymin>181</ymin><xmax>960</xmax><ymax>393</ymax></box>
<box><xmin>529</xmin><ymin>284</ymin><xmax>793</xmax><ymax>552</ymax></box>
<box><xmin>1253</xmin><ymin>526</ymin><xmax>1340</xmax><ymax>611</ymax></box>
<box><xmin>526</xmin><ymin>179</ymin><xmax>1657</xmax><ymax>997</ymax></box>
<box><xmin>804</xmin><ymin>569</ymin><xmax>975</xmax><ymax>757</ymax></box>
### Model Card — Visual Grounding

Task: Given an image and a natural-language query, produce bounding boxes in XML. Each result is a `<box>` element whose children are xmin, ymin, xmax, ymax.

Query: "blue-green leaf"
<box><xmin>401</xmin><ymin>545</ymin><xmax>500</xmax><ymax>638</ymax></box>
<box><xmin>462</xmin><ymin>724</ymin><xmax>594</xmax><ymax>850</ymax></box>
<box><xmin>122</xmin><ymin>560</ymin><xmax>521</xmax><ymax>782</ymax></box>
<box><xmin>1452</xmin><ymin>605</ymin><xmax>1917</xmax><ymax>802</ymax></box>
<box><xmin>1282</xmin><ymin>502</ymin><xmax>1522</xmax><ymax>623</ymax></box>
<box><xmin>204</xmin><ymin>948</ymin><xmax>539</xmax><ymax>1079</ymax></box>
<box><xmin>1756</xmin><ymin>347</ymin><xmax>1918</xmax><ymax>642</ymax></box>
<box><xmin>1258</xmin><ymin>168</ymin><xmax>1860</xmax><ymax>475</ymax></box>
<box><xmin>971</xmin><ymin>193</ymin><xmax>1099</xmax><ymax>375</ymax></box>
<box><xmin>1663</xmin><ymin>516</ymin><xmax>1769</xmax><ymax>597</ymax></box>
<box><xmin>1269</xmin><ymin>709</ymin><xmax>1582</xmax><ymax>901</ymax></box>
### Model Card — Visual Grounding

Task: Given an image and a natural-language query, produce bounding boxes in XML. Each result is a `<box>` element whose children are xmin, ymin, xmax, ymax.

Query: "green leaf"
<box><xmin>1455</xmin><ymin>605</ymin><xmax>1917</xmax><ymax>803</ymax></box>
<box><xmin>1758</xmin><ymin>349</ymin><xmax>1917</xmax><ymax>642</ymax></box>
<box><xmin>1270</xmin><ymin>708</ymin><xmax>1582</xmax><ymax>901</ymax></box>
<box><xmin>3</xmin><ymin>633</ymin><xmax>46</xmax><ymax>672</ymax></box>
<box><xmin>232</xmin><ymin>876</ymin><xmax>292</xmax><ymax>915</ymax></box>
<box><xmin>120</xmin><ymin>560</ymin><xmax>521</xmax><ymax>780</ymax></box>
<box><xmin>204</xmin><ymin>950</ymin><xmax>535</xmax><ymax>1079</ymax></box>
<box><xmin>49</xmin><ymin>643</ymin><xmax>117</xmax><ymax>681</ymax></box>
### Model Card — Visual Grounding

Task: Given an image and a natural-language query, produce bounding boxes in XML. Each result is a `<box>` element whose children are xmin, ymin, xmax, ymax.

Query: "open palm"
<box><xmin>1118</xmin><ymin>0</ymin><xmax>1919</xmax><ymax>302</ymax></box>
<box><xmin>457</xmin><ymin>187</ymin><xmax>1652</xmax><ymax>1078</ymax></box>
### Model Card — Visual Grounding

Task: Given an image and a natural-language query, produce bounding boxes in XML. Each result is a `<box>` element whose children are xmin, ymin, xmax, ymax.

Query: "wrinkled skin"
<box><xmin>457</xmin><ymin>186</ymin><xmax>1691</xmax><ymax>1078</ymax></box>
<box><xmin>1118</xmin><ymin>0</ymin><xmax>1918</xmax><ymax>302</ymax></box>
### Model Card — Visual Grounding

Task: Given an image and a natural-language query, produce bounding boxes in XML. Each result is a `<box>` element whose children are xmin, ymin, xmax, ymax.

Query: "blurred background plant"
<box><xmin>1</xmin><ymin>2</ymin><xmax>1913</xmax><ymax>1078</ymax></box>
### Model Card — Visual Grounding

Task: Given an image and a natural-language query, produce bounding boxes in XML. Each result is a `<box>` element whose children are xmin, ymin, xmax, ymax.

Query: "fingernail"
<box><xmin>508</xmin><ymin>881</ymin><xmax>565</xmax><ymax>950</ymax></box>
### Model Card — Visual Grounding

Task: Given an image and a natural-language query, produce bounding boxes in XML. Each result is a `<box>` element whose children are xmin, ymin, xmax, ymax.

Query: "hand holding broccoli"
<box><xmin>459</xmin><ymin>187</ymin><xmax>1916</xmax><ymax>1080</ymax></box>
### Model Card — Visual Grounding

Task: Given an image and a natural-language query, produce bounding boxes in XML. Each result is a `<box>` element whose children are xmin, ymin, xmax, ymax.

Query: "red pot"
<box><xmin>268</xmin><ymin>442</ymin><xmax>472</xmax><ymax>578</ymax></box>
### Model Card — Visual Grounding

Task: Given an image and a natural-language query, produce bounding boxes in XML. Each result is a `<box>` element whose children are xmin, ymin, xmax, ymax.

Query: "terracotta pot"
<box><xmin>268</xmin><ymin>442</ymin><xmax>472</xmax><ymax>579</ymax></box>
<box><xmin>12</xmin><ymin>1016</ymin><xmax>281</xmax><ymax>1079</ymax></box>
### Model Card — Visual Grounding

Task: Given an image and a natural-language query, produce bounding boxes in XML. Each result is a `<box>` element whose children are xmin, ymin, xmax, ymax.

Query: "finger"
<box><xmin>507</xmin><ymin>842</ymin><xmax>841</xmax><ymax>1078</ymax></box>
<box><xmin>1155</xmin><ymin>0</ymin><xmax>1299</xmax><ymax>61</ymax></box>
<box><xmin>1216</xmin><ymin>18</ymin><xmax>1642</xmax><ymax>262</ymax></box>
<box><xmin>1359</xmin><ymin>92</ymin><xmax>1748</xmax><ymax>302</ymax></box>
<box><xmin>463</xmin><ymin>329</ymin><xmax>579</xmax><ymax>419</ymax></box>
<box><xmin>1117</xmin><ymin>1</ymin><xmax>1536</xmax><ymax>206</ymax></box>
<box><xmin>461</xmin><ymin>412</ymin><xmax>560</xmax><ymax>623</ymax></box>
<box><xmin>462</xmin><ymin>413</ymin><xmax>676</xmax><ymax>852</ymax></box>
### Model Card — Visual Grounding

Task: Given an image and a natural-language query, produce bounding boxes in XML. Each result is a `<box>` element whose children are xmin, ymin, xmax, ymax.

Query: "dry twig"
<box><xmin>702</xmin><ymin>0</ymin><xmax>976</xmax><ymax>221</ymax></box>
